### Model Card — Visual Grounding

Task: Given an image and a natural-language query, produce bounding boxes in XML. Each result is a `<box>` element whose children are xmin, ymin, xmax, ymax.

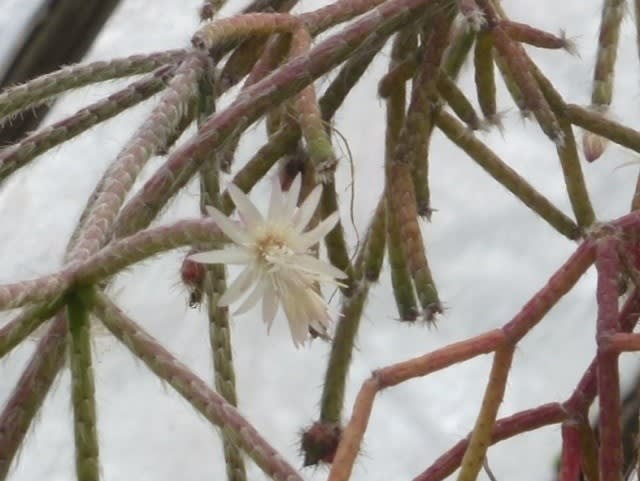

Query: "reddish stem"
<box><xmin>502</xmin><ymin>241</ymin><xmax>595</xmax><ymax>343</ymax></box>
<box><xmin>595</xmin><ymin>237</ymin><xmax>623</xmax><ymax>481</ymax></box>
<box><xmin>376</xmin><ymin>329</ymin><xmax>506</xmax><ymax>388</ymax></box>
<box><xmin>601</xmin><ymin>332</ymin><xmax>640</xmax><ymax>351</ymax></box>
<box><xmin>561</xmin><ymin>422</ymin><xmax>582</xmax><ymax>481</ymax></box>
<box><xmin>413</xmin><ymin>275</ymin><xmax>640</xmax><ymax>481</ymax></box>
<box><xmin>613</xmin><ymin>210</ymin><xmax>640</xmax><ymax>231</ymax></box>
<box><xmin>564</xmin><ymin>290</ymin><xmax>640</xmax><ymax>414</ymax></box>
<box><xmin>412</xmin><ymin>403</ymin><xmax>567</xmax><ymax>481</ymax></box>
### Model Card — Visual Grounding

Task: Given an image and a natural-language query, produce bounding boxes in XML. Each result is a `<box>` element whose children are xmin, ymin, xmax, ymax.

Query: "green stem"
<box><xmin>529</xmin><ymin>62</ymin><xmax>596</xmax><ymax>228</ymax></box>
<box><xmin>67</xmin><ymin>287</ymin><xmax>100</xmax><ymax>481</ymax></box>
<box><xmin>198</xmin><ymin>72</ymin><xmax>246</xmax><ymax>481</ymax></box>
<box><xmin>318</xmin><ymin>197</ymin><xmax>385</xmax><ymax>425</ymax></box>
<box><xmin>435</xmin><ymin>110</ymin><xmax>581</xmax><ymax>240</ymax></box>
<box><xmin>457</xmin><ymin>345</ymin><xmax>515</xmax><ymax>481</ymax></box>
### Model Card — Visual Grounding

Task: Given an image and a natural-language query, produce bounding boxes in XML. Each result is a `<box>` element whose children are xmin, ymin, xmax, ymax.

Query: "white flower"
<box><xmin>189</xmin><ymin>175</ymin><xmax>347</xmax><ymax>347</ymax></box>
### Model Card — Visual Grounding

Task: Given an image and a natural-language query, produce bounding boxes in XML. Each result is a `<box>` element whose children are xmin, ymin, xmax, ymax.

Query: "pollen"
<box><xmin>255</xmin><ymin>232</ymin><xmax>293</xmax><ymax>260</ymax></box>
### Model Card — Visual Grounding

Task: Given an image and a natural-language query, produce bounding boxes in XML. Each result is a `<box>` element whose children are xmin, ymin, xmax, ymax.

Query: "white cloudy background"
<box><xmin>1</xmin><ymin>1</ymin><xmax>639</xmax><ymax>480</ymax></box>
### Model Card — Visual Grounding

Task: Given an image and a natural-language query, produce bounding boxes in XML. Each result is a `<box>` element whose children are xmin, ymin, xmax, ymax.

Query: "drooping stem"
<box><xmin>198</xmin><ymin>69</ymin><xmax>247</xmax><ymax>481</ymax></box>
<box><xmin>384</xmin><ymin>37</ymin><xmax>419</xmax><ymax>321</ymax></box>
<box><xmin>318</xmin><ymin>198</ymin><xmax>385</xmax><ymax>424</ymax></box>
<box><xmin>67</xmin><ymin>287</ymin><xmax>100</xmax><ymax>481</ymax></box>
<box><xmin>474</xmin><ymin>30</ymin><xmax>497</xmax><ymax>123</ymax></box>
<box><xmin>591</xmin><ymin>0</ymin><xmax>625</xmax><ymax>110</ymax></box>
<box><xmin>435</xmin><ymin>110</ymin><xmax>581</xmax><ymax>240</ymax></box>
<box><xmin>479</xmin><ymin>0</ymin><xmax>562</xmax><ymax>142</ymax></box>
<box><xmin>528</xmin><ymin>59</ymin><xmax>596</xmax><ymax>228</ymax></box>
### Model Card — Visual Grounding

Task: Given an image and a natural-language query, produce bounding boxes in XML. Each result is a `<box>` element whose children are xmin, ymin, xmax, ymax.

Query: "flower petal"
<box><xmin>292</xmin><ymin>184</ymin><xmax>322</xmax><ymax>232</ymax></box>
<box><xmin>267</xmin><ymin>176</ymin><xmax>285</xmax><ymax>221</ymax></box>
<box><xmin>227</xmin><ymin>183</ymin><xmax>263</xmax><ymax>230</ymax></box>
<box><xmin>293</xmin><ymin>254</ymin><xmax>348</xmax><ymax>280</ymax></box>
<box><xmin>262</xmin><ymin>281</ymin><xmax>279</xmax><ymax>331</ymax></box>
<box><xmin>281</xmin><ymin>288</ymin><xmax>310</xmax><ymax>348</ymax></box>
<box><xmin>218</xmin><ymin>265</ymin><xmax>257</xmax><ymax>306</ymax></box>
<box><xmin>189</xmin><ymin>246</ymin><xmax>253</xmax><ymax>265</ymax></box>
<box><xmin>268</xmin><ymin>263</ymin><xmax>313</xmax><ymax>290</ymax></box>
<box><xmin>206</xmin><ymin>205</ymin><xmax>250</xmax><ymax>245</ymax></box>
<box><xmin>306</xmin><ymin>290</ymin><xmax>332</xmax><ymax>335</ymax></box>
<box><xmin>283</xmin><ymin>174</ymin><xmax>301</xmax><ymax>218</ymax></box>
<box><xmin>234</xmin><ymin>277</ymin><xmax>265</xmax><ymax>315</ymax></box>
<box><xmin>298</xmin><ymin>211</ymin><xmax>340</xmax><ymax>251</ymax></box>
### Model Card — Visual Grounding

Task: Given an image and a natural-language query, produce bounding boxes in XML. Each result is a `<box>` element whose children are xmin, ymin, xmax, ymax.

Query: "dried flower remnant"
<box><xmin>181</xmin><ymin>253</ymin><xmax>207</xmax><ymax>308</ymax></box>
<box><xmin>458</xmin><ymin>0</ymin><xmax>486</xmax><ymax>32</ymax></box>
<box><xmin>301</xmin><ymin>421</ymin><xmax>342</xmax><ymax>466</ymax></box>
<box><xmin>189</xmin><ymin>175</ymin><xmax>347</xmax><ymax>347</ymax></box>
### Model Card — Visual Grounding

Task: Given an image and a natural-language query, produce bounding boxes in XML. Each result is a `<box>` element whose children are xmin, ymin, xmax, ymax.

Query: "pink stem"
<box><xmin>502</xmin><ymin>240</ymin><xmax>595</xmax><ymax>343</ymax></box>
<box><xmin>561</xmin><ymin>422</ymin><xmax>582</xmax><ymax>481</ymax></box>
<box><xmin>595</xmin><ymin>236</ymin><xmax>623</xmax><ymax>481</ymax></box>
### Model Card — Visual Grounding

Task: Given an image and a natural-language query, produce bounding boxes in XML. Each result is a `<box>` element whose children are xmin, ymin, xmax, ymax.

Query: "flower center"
<box><xmin>255</xmin><ymin>232</ymin><xmax>293</xmax><ymax>263</ymax></box>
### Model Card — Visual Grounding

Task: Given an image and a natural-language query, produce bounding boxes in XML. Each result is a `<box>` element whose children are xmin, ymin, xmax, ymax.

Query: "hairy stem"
<box><xmin>67</xmin><ymin>287</ymin><xmax>100</xmax><ymax>481</ymax></box>
<box><xmin>0</xmin><ymin>318</ymin><xmax>67</xmax><ymax>480</ymax></box>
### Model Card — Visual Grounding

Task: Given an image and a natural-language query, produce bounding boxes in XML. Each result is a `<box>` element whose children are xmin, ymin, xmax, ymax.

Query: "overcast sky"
<box><xmin>2</xmin><ymin>1</ymin><xmax>640</xmax><ymax>481</ymax></box>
